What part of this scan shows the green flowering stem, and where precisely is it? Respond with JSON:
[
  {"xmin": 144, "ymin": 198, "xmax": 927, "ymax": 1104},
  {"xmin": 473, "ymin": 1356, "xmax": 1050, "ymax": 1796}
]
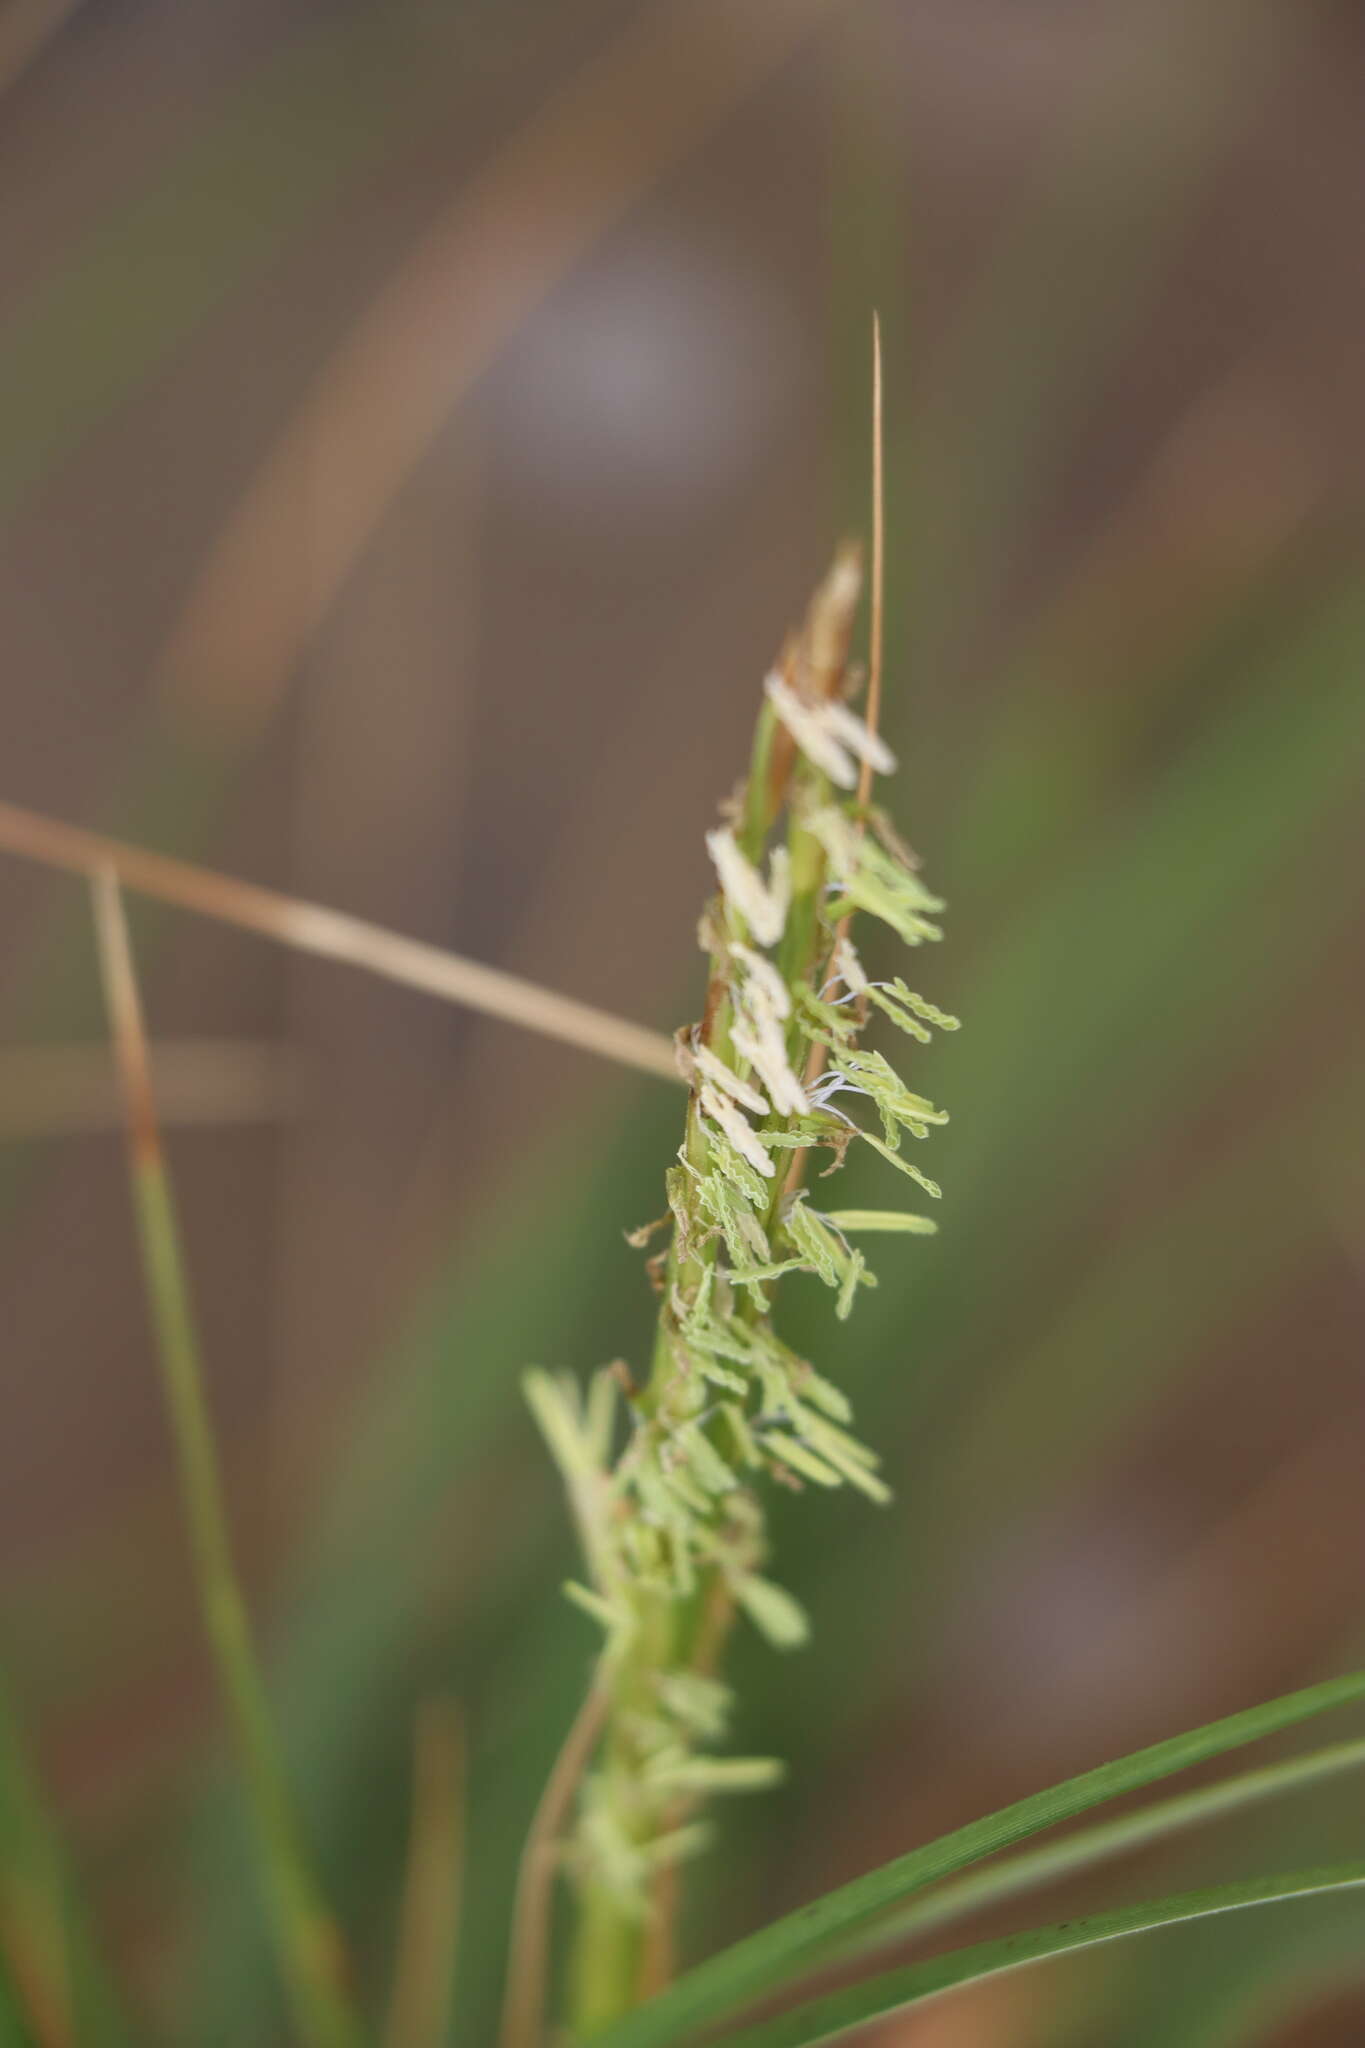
[{"xmin": 570, "ymin": 1873, "xmax": 643, "ymax": 2036}]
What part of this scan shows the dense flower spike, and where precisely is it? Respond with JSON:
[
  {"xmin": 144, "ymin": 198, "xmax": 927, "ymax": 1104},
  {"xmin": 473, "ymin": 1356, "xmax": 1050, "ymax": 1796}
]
[{"xmin": 526, "ymin": 546, "xmax": 956, "ymax": 2029}]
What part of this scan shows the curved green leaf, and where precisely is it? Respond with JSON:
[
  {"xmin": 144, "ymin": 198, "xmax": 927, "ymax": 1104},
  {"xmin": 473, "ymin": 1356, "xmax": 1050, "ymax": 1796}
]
[
  {"xmin": 718, "ymin": 1864, "xmax": 1365, "ymax": 2048},
  {"xmin": 851, "ymin": 1732, "xmax": 1365, "ymax": 1956},
  {"xmin": 591, "ymin": 1670, "xmax": 1365, "ymax": 2046}
]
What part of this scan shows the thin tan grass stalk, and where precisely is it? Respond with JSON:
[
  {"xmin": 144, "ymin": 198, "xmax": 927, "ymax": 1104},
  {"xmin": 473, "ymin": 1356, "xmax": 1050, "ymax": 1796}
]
[
  {"xmin": 0, "ymin": 799, "xmax": 677, "ymax": 1082},
  {"xmin": 89, "ymin": 866, "xmax": 361, "ymax": 2048},
  {"xmin": 0, "ymin": 1038, "xmax": 297, "ymax": 1140},
  {"xmin": 500, "ymin": 1676, "xmax": 612, "ymax": 2048}
]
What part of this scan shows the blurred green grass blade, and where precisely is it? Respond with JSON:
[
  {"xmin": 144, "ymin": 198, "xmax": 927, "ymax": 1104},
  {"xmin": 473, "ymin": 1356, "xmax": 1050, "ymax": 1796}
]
[
  {"xmin": 1093, "ymin": 1904, "xmax": 1365, "ymax": 2048},
  {"xmin": 0, "ymin": 1675, "xmax": 130, "ymax": 2046},
  {"xmin": 939, "ymin": 578, "xmax": 1365, "ymax": 1247},
  {"xmin": 0, "ymin": 9, "xmax": 440, "ymax": 518},
  {"xmin": 1127, "ymin": 1905, "xmax": 1365, "ymax": 2048},
  {"xmin": 901, "ymin": 8, "xmax": 1282, "ymax": 691},
  {"xmin": 714, "ymin": 1865, "xmax": 1365, "ymax": 2048},
  {"xmin": 850, "ymin": 1734, "xmax": 1365, "ymax": 1958},
  {"xmin": 1085, "ymin": 1677, "xmax": 1365, "ymax": 2048},
  {"xmin": 913, "ymin": 1039, "xmax": 1365, "ymax": 1561},
  {"xmin": 804, "ymin": 571, "xmax": 1365, "ymax": 1582},
  {"xmin": 0, "ymin": 1947, "xmax": 39, "ymax": 2048},
  {"xmin": 831, "ymin": 572, "xmax": 1365, "ymax": 1465},
  {"xmin": 0, "ymin": 1678, "xmax": 71, "ymax": 2048},
  {"xmin": 588, "ymin": 1670, "xmax": 1365, "ymax": 2048},
  {"xmin": 764, "ymin": 870, "xmax": 1364, "ymax": 1771}
]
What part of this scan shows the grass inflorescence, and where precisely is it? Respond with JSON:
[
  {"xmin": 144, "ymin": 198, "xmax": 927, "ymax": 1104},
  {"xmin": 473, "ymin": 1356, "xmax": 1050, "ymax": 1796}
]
[{"xmin": 521, "ymin": 529, "xmax": 960, "ymax": 2033}]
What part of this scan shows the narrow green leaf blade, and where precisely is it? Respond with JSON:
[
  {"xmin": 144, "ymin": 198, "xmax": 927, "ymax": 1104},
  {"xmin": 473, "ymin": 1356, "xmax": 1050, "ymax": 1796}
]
[
  {"xmin": 718, "ymin": 1864, "xmax": 1365, "ymax": 2048},
  {"xmin": 854, "ymin": 1732, "xmax": 1365, "ymax": 1956},
  {"xmin": 591, "ymin": 1669, "xmax": 1365, "ymax": 2046}
]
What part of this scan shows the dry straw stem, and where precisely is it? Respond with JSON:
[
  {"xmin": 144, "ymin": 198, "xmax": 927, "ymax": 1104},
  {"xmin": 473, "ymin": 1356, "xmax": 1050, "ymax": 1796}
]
[
  {"xmin": 0, "ymin": 1038, "xmax": 297, "ymax": 1141},
  {"xmin": 862, "ymin": 310, "xmax": 885, "ymax": 802},
  {"xmin": 156, "ymin": 0, "xmax": 843, "ymax": 732},
  {"xmin": 384, "ymin": 1700, "xmax": 467, "ymax": 2048},
  {"xmin": 500, "ymin": 1676, "xmax": 612, "ymax": 2048},
  {"xmin": 0, "ymin": 799, "xmax": 677, "ymax": 1083},
  {"xmin": 89, "ymin": 866, "xmax": 361, "ymax": 2048}
]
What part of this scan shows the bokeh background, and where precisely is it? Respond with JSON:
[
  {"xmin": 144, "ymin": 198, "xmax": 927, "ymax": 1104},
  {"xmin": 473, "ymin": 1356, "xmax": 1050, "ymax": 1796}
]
[{"xmin": 1, "ymin": 1, "xmax": 1363, "ymax": 2041}]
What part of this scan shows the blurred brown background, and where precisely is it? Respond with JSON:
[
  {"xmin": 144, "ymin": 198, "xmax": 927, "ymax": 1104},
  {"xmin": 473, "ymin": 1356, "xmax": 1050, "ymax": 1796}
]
[{"xmin": 0, "ymin": 2, "xmax": 1363, "ymax": 2042}]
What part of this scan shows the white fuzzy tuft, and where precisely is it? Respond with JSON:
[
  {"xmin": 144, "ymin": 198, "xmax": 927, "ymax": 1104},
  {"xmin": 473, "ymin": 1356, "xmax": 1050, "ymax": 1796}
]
[
  {"xmin": 705, "ymin": 828, "xmax": 790, "ymax": 948},
  {"xmin": 698, "ymin": 1085, "xmax": 775, "ymax": 1178}
]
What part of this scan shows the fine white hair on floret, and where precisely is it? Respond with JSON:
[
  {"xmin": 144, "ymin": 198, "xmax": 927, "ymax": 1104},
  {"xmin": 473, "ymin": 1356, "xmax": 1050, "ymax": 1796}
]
[
  {"xmin": 822, "ymin": 699, "xmax": 896, "ymax": 776},
  {"xmin": 764, "ymin": 673, "xmax": 856, "ymax": 787},
  {"xmin": 698, "ymin": 1084, "xmax": 775, "ymax": 1178},
  {"xmin": 729, "ymin": 944, "xmax": 809, "ymax": 1115},
  {"xmin": 763, "ymin": 673, "xmax": 895, "ymax": 789},
  {"xmin": 693, "ymin": 1041, "xmax": 769, "ymax": 1117},
  {"xmin": 731, "ymin": 943, "xmax": 791, "ymax": 1021},
  {"xmin": 730, "ymin": 1018, "xmax": 809, "ymax": 1118},
  {"xmin": 829, "ymin": 935, "xmax": 868, "ymax": 995},
  {"xmin": 705, "ymin": 828, "xmax": 790, "ymax": 948}
]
